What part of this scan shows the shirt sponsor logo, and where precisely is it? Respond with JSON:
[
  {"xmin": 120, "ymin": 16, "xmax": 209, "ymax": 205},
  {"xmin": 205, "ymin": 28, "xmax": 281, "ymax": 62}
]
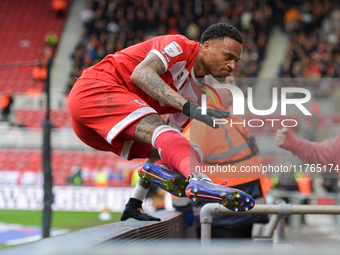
[
  {"xmin": 159, "ymin": 49, "xmax": 171, "ymax": 63},
  {"xmin": 176, "ymin": 71, "xmax": 184, "ymax": 81},
  {"xmin": 164, "ymin": 41, "xmax": 183, "ymax": 57},
  {"xmin": 0, "ymin": 185, "xmax": 155, "ymax": 212}
]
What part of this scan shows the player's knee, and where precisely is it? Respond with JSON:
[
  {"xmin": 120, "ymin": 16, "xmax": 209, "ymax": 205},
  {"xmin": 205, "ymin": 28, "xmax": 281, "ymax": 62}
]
[
  {"xmin": 135, "ymin": 114, "xmax": 167, "ymax": 143},
  {"xmin": 151, "ymin": 125, "xmax": 181, "ymax": 147}
]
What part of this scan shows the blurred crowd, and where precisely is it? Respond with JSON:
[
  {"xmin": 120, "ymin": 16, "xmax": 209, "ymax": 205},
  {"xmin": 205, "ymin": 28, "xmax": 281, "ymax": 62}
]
[
  {"xmin": 278, "ymin": 0, "xmax": 340, "ymax": 98},
  {"xmin": 64, "ymin": 0, "xmax": 275, "ymax": 95}
]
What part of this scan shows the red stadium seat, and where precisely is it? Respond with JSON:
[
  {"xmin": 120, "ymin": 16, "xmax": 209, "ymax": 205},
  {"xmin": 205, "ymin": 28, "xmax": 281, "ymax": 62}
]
[
  {"xmin": 0, "ymin": 0, "xmax": 71, "ymax": 93},
  {"xmin": 1, "ymin": 149, "xmax": 140, "ymax": 186}
]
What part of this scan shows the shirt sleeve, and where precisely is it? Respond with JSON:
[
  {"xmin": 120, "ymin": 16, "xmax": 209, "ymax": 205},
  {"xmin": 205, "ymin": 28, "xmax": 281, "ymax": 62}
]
[
  {"xmin": 148, "ymin": 35, "xmax": 194, "ymax": 72},
  {"xmin": 283, "ymin": 131, "xmax": 340, "ymax": 166}
]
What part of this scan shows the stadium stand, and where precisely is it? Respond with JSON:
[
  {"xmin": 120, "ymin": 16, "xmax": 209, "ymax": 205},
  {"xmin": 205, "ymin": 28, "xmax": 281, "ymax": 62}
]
[
  {"xmin": 0, "ymin": 149, "xmax": 143, "ymax": 186},
  {"xmin": 1, "ymin": 0, "xmax": 339, "ymax": 188},
  {"xmin": 14, "ymin": 109, "xmax": 70, "ymax": 129},
  {"xmin": 0, "ymin": 0, "xmax": 71, "ymax": 93},
  {"xmin": 2, "ymin": 2, "xmax": 340, "ymax": 252},
  {"xmin": 278, "ymin": 0, "xmax": 340, "ymax": 97}
]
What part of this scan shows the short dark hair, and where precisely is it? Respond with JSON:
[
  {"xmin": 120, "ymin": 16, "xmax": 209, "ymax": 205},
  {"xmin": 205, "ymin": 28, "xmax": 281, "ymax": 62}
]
[{"xmin": 201, "ymin": 23, "xmax": 243, "ymax": 44}]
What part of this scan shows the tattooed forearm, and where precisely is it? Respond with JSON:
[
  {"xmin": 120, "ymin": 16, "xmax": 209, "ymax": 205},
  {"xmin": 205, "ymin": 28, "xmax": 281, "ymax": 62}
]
[
  {"xmin": 134, "ymin": 114, "xmax": 167, "ymax": 143},
  {"xmin": 131, "ymin": 53, "xmax": 187, "ymax": 111},
  {"xmin": 143, "ymin": 70, "xmax": 188, "ymax": 109}
]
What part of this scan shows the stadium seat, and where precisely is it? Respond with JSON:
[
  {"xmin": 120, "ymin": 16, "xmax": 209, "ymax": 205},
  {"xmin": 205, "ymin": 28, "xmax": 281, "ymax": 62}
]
[
  {"xmin": 0, "ymin": 0, "xmax": 71, "ymax": 93},
  {"xmin": 0, "ymin": 149, "xmax": 143, "ymax": 186}
]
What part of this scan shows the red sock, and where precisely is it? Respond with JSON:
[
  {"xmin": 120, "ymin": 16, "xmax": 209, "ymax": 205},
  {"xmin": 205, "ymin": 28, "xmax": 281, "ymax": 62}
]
[{"xmin": 154, "ymin": 131, "xmax": 200, "ymax": 179}]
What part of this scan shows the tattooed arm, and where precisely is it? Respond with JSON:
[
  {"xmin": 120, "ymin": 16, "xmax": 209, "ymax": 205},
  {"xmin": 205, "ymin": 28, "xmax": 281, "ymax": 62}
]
[{"xmin": 130, "ymin": 53, "xmax": 188, "ymax": 111}]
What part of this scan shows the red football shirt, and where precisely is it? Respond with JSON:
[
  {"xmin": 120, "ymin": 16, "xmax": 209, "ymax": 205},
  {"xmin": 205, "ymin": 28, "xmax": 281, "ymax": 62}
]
[{"xmin": 80, "ymin": 34, "xmax": 201, "ymax": 115}]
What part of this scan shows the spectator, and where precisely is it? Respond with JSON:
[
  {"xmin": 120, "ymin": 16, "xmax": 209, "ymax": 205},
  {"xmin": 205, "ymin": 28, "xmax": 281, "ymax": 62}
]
[
  {"xmin": 177, "ymin": 77, "xmax": 271, "ymax": 238},
  {"xmin": 80, "ymin": 2, "xmax": 95, "ymax": 24},
  {"xmin": 67, "ymin": 164, "xmax": 83, "ymax": 186},
  {"xmin": 276, "ymin": 127, "xmax": 340, "ymax": 169},
  {"xmin": 95, "ymin": 168, "xmax": 108, "ymax": 187},
  {"xmin": 32, "ymin": 62, "xmax": 48, "ymax": 81},
  {"xmin": 284, "ymin": 6, "xmax": 301, "ymax": 32},
  {"xmin": 186, "ymin": 21, "xmax": 200, "ymax": 41},
  {"xmin": 51, "ymin": 0, "xmax": 67, "ymax": 17},
  {"xmin": 45, "ymin": 31, "xmax": 58, "ymax": 48},
  {"xmin": 0, "ymin": 91, "xmax": 14, "ymax": 122},
  {"xmin": 274, "ymin": 127, "xmax": 340, "ymax": 223},
  {"xmin": 278, "ymin": 0, "xmax": 340, "ymax": 98}
]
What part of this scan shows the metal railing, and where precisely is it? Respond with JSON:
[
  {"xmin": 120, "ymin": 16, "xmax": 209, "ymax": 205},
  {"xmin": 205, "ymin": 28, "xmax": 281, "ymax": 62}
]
[{"xmin": 200, "ymin": 203, "xmax": 340, "ymax": 245}]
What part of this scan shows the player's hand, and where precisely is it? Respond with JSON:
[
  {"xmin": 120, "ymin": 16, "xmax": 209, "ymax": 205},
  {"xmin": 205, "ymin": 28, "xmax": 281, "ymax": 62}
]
[
  {"xmin": 182, "ymin": 101, "xmax": 229, "ymax": 128},
  {"xmin": 276, "ymin": 127, "xmax": 289, "ymax": 147}
]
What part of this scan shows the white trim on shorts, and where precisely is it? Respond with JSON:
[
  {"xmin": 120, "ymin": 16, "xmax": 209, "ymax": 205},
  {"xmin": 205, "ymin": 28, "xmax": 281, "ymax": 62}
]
[
  {"xmin": 120, "ymin": 140, "xmax": 134, "ymax": 160},
  {"xmin": 105, "ymin": 107, "xmax": 157, "ymax": 144}
]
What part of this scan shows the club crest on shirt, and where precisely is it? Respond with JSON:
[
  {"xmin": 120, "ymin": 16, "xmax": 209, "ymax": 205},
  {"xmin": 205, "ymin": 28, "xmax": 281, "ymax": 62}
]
[
  {"xmin": 95, "ymin": 94, "xmax": 117, "ymax": 114},
  {"xmin": 134, "ymin": 99, "xmax": 147, "ymax": 107},
  {"xmin": 164, "ymin": 41, "xmax": 183, "ymax": 57}
]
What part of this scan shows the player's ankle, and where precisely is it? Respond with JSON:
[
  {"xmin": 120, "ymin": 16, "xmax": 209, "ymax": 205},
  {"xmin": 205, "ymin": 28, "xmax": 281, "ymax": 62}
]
[{"xmin": 126, "ymin": 197, "xmax": 143, "ymax": 207}]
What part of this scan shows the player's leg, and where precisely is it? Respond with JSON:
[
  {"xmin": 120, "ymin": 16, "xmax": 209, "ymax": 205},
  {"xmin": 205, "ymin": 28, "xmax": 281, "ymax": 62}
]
[
  {"xmin": 120, "ymin": 114, "xmax": 203, "ymax": 220},
  {"xmin": 125, "ymin": 113, "xmax": 255, "ymax": 214},
  {"xmin": 120, "ymin": 146, "xmax": 163, "ymax": 221},
  {"xmin": 132, "ymin": 113, "xmax": 255, "ymax": 212},
  {"xmin": 69, "ymin": 116, "xmax": 159, "ymax": 221},
  {"xmin": 134, "ymin": 114, "xmax": 202, "ymax": 178},
  {"xmin": 68, "ymin": 78, "xmax": 164, "ymax": 221}
]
